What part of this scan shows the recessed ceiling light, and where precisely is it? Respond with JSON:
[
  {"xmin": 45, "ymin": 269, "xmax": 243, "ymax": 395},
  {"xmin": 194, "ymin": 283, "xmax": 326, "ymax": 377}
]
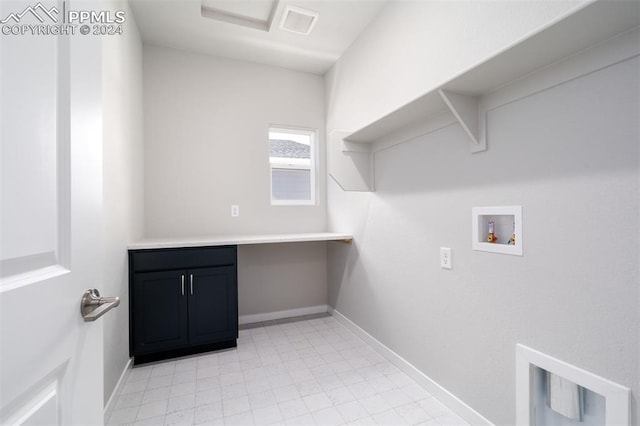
[{"xmin": 279, "ymin": 5, "xmax": 318, "ymax": 35}]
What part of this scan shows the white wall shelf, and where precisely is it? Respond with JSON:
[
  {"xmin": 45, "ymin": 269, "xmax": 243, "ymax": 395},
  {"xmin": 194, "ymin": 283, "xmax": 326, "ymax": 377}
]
[
  {"xmin": 329, "ymin": 0, "xmax": 640, "ymax": 191},
  {"xmin": 472, "ymin": 206, "xmax": 522, "ymax": 256}
]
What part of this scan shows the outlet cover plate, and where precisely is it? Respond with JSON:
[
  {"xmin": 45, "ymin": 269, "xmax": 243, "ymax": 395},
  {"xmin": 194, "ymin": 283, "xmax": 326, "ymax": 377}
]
[{"xmin": 440, "ymin": 247, "xmax": 452, "ymax": 270}]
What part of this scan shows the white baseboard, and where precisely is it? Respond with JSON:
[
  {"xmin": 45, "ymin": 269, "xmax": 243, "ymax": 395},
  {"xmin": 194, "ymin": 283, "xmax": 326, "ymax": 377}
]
[
  {"xmin": 328, "ymin": 308, "xmax": 493, "ymax": 426},
  {"xmin": 104, "ymin": 357, "xmax": 133, "ymax": 419},
  {"xmin": 239, "ymin": 304, "xmax": 328, "ymax": 325}
]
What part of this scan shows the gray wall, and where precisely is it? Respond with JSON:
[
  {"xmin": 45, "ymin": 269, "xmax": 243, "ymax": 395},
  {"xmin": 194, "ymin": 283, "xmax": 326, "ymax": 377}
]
[
  {"xmin": 143, "ymin": 45, "xmax": 326, "ymax": 237},
  {"xmin": 325, "ymin": 1, "xmax": 639, "ymax": 424},
  {"xmin": 324, "ymin": 0, "xmax": 584, "ymax": 133},
  {"xmin": 143, "ymin": 46, "xmax": 329, "ymax": 318},
  {"xmin": 238, "ymin": 242, "xmax": 327, "ymax": 320},
  {"xmin": 329, "ymin": 58, "xmax": 639, "ymax": 423},
  {"xmin": 102, "ymin": 0, "xmax": 144, "ymax": 405}
]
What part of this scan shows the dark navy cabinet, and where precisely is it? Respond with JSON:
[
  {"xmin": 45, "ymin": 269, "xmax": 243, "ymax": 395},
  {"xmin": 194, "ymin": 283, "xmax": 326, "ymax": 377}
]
[
  {"xmin": 188, "ymin": 266, "xmax": 237, "ymax": 345},
  {"xmin": 133, "ymin": 269, "xmax": 189, "ymax": 355},
  {"xmin": 129, "ymin": 246, "xmax": 238, "ymax": 364}
]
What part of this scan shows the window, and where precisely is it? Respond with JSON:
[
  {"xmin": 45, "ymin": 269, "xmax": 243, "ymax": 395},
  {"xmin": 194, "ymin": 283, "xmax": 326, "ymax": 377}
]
[{"xmin": 269, "ymin": 126, "xmax": 316, "ymax": 205}]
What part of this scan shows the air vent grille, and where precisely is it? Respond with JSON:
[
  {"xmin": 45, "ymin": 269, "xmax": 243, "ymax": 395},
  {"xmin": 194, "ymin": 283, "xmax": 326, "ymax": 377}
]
[{"xmin": 279, "ymin": 5, "xmax": 318, "ymax": 35}]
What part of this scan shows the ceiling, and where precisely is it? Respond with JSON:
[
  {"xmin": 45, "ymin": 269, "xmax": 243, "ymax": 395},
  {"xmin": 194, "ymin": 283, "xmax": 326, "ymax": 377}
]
[{"xmin": 129, "ymin": 0, "xmax": 388, "ymax": 75}]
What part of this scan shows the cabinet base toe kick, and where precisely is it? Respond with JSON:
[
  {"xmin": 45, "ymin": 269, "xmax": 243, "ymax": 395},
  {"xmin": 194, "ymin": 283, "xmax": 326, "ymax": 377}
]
[{"xmin": 133, "ymin": 339, "xmax": 237, "ymax": 365}]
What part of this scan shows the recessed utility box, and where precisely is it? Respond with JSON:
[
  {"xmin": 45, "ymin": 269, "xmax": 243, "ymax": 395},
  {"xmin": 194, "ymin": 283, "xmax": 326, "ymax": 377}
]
[
  {"xmin": 472, "ymin": 206, "xmax": 522, "ymax": 256},
  {"xmin": 516, "ymin": 344, "xmax": 630, "ymax": 425}
]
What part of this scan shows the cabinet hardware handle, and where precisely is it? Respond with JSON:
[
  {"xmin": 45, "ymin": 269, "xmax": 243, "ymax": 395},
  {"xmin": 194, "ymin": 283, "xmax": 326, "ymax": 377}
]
[
  {"xmin": 190, "ymin": 274, "xmax": 194, "ymax": 295},
  {"xmin": 181, "ymin": 274, "xmax": 185, "ymax": 296}
]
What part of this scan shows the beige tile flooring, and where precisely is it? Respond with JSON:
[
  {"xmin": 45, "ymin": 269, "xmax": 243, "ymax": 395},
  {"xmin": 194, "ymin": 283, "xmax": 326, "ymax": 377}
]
[{"xmin": 107, "ymin": 315, "xmax": 468, "ymax": 425}]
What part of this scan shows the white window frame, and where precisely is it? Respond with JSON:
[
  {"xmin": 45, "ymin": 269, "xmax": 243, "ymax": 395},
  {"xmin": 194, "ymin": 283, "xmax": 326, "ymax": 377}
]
[{"xmin": 269, "ymin": 126, "xmax": 317, "ymax": 206}]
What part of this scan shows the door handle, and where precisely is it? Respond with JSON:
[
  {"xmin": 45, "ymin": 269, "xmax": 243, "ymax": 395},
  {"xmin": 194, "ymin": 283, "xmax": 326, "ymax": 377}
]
[
  {"xmin": 190, "ymin": 274, "xmax": 193, "ymax": 295},
  {"xmin": 181, "ymin": 274, "xmax": 185, "ymax": 296},
  {"xmin": 81, "ymin": 289, "xmax": 120, "ymax": 322}
]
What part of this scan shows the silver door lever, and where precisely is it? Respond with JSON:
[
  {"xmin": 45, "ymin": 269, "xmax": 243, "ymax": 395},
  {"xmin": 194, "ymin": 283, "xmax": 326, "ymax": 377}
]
[{"xmin": 81, "ymin": 289, "xmax": 120, "ymax": 322}]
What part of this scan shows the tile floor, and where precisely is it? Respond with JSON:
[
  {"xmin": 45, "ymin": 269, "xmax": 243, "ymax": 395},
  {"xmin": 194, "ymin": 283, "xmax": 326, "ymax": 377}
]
[{"xmin": 107, "ymin": 315, "xmax": 469, "ymax": 426}]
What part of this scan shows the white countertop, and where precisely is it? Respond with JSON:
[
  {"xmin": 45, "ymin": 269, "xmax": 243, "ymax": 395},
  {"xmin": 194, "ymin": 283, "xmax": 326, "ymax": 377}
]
[{"xmin": 128, "ymin": 232, "xmax": 353, "ymax": 250}]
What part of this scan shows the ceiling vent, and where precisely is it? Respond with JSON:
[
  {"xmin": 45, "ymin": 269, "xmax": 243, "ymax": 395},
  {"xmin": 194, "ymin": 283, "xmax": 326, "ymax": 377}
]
[
  {"xmin": 279, "ymin": 5, "xmax": 318, "ymax": 35},
  {"xmin": 201, "ymin": 0, "xmax": 279, "ymax": 32}
]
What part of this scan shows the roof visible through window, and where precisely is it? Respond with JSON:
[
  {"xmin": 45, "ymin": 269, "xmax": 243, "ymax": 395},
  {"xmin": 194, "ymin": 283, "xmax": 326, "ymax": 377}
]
[{"xmin": 269, "ymin": 139, "xmax": 310, "ymax": 159}]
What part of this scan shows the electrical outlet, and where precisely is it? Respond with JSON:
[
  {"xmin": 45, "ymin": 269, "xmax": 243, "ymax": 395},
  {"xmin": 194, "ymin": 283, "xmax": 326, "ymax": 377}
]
[
  {"xmin": 440, "ymin": 247, "xmax": 452, "ymax": 270},
  {"xmin": 231, "ymin": 205, "xmax": 240, "ymax": 217}
]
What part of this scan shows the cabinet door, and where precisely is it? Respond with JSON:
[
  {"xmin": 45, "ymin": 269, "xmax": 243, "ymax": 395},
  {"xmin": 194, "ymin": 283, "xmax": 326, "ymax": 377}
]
[
  {"xmin": 133, "ymin": 270, "xmax": 189, "ymax": 355},
  {"xmin": 188, "ymin": 266, "xmax": 238, "ymax": 345}
]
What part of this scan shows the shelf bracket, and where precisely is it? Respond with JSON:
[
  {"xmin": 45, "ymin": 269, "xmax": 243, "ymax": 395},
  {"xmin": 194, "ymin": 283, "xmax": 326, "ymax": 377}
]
[
  {"xmin": 439, "ymin": 89, "xmax": 486, "ymax": 152},
  {"xmin": 331, "ymin": 237, "xmax": 353, "ymax": 245},
  {"xmin": 341, "ymin": 139, "xmax": 371, "ymax": 153},
  {"xmin": 328, "ymin": 130, "xmax": 374, "ymax": 192}
]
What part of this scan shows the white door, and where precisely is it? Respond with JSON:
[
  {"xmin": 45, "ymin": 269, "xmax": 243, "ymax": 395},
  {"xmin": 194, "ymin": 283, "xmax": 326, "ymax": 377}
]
[{"xmin": 0, "ymin": 0, "xmax": 106, "ymax": 424}]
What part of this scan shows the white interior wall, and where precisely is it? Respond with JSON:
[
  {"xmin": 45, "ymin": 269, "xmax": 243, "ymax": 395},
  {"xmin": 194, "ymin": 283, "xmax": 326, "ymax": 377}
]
[
  {"xmin": 143, "ymin": 46, "xmax": 328, "ymax": 318},
  {"xmin": 102, "ymin": 0, "xmax": 144, "ymax": 404},
  {"xmin": 325, "ymin": 1, "xmax": 639, "ymax": 424},
  {"xmin": 237, "ymin": 242, "xmax": 327, "ymax": 321},
  {"xmin": 328, "ymin": 55, "xmax": 640, "ymax": 426},
  {"xmin": 143, "ymin": 45, "xmax": 326, "ymax": 237},
  {"xmin": 325, "ymin": 0, "xmax": 585, "ymax": 133}
]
